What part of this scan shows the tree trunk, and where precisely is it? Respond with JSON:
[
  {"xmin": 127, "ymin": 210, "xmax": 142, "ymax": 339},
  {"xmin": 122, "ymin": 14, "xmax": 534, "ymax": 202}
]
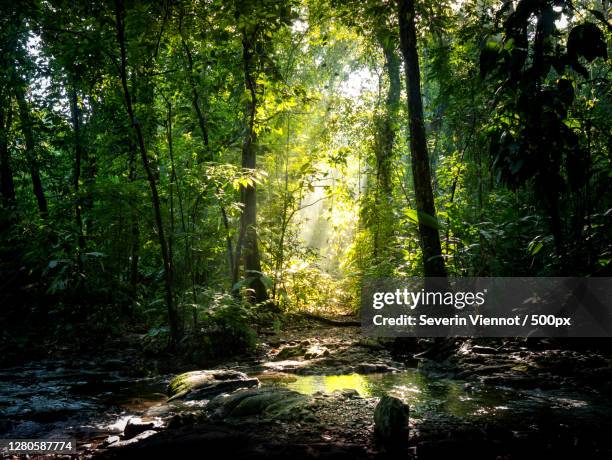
[
  {"xmin": 16, "ymin": 88, "xmax": 48, "ymax": 218},
  {"xmin": 115, "ymin": 0, "xmax": 179, "ymax": 342},
  {"xmin": 129, "ymin": 223, "xmax": 140, "ymax": 288},
  {"xmin": 397, "ymin": 0, "xmax": 446, "ymax": 277},
  {"xmin": 0, "ymin": 96, "xmax": 16, "ymax": 206},
  {"xmin": 126, "ymin": 138, "xmax": 140, "ymax": 289},
  {"xmin": 373, "ymin": 32, "xmax": 401, "ymax": 260},
  {"xmin": 178, "ymin": 14, "xmax": 234, "ymax": 280},
  {"xmin": 232, "ymin": 30, "xmax": 267, "ymax": 304},
  {"xmin": 178, "ymin": 12, "xmax": 210, "ymax": 161},
  {"xmin": 534, "ymin": 5, "xmax": 565, "ymax": 264}
]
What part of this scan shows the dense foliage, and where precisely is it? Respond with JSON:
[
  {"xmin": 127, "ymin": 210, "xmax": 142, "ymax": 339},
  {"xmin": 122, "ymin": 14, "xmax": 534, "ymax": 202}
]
[{"xmin": 1, "ymin": 0, "xmax": 610, "ymax": 358}]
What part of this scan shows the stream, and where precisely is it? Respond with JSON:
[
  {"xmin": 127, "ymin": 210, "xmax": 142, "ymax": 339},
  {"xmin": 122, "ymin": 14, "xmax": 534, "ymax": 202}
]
[{"xmin": 2, "ymin": 358, "xmax": 612, "ymax": 456}]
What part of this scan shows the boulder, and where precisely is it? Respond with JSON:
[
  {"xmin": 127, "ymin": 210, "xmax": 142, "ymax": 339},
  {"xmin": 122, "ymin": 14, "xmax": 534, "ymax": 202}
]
[
  {"xmin": 338, "ymin": 388, "xmax": 361, "ymax": 399},
  {"xmin": 207, "ymin": 387, "xmax": 313, "ymax": 420},
  {"xmin": 123, "ymin": 417, "xmax": 159, "ymax": 439},
  {"xmin": 374, "ymin": 396, "xmax": 409, "ymax": 446},
  {"xmin": 167, "ymin": 370, "xmax": 259, "ymax": 401}
]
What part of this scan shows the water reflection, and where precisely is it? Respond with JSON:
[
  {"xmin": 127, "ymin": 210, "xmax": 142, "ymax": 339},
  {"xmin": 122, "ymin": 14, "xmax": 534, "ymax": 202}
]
[
  {"xmin": 262, "ymin": 370, "xmax": 609, "ymax": 422},
  {"xmin": 285, "ymin": 374, "xmax": 372, "ymax": 397}
]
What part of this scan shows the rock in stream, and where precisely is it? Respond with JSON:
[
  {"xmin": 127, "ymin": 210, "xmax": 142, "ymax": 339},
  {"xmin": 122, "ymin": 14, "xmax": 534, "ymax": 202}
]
[
  {"xmin": 374, "ymin": 395, "xmax": 410, "ymax": 447},
  {"xmin": 167, "ymin": 370, "xmax": 259, "ymax": 401},
  {"xmin": 206, "ymin": 387, "xmax": 314, "ymax": 420}
]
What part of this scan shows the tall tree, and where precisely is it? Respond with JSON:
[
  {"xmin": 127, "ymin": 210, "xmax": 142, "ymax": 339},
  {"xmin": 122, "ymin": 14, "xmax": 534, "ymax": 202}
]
[
  {"xmin": 114, "ymin": 0, "xmax": 179, "ymax": 342},
  {"xmin": 372, "ymin": 28, "xmax": 401, "ymax": 262},
  {"xmin": 481, "ymin": 0, "xmax": 608, "ymax": 270},
  {"xmin": 1, "ymin": 4, "xmax": 21, "ymax": 210},
  {"xmin": 177, "ymin": 7, "xmax": 210, "ymax": 161},
  {"xmin": 16, "ymin": 87, "xmax": 48, "ymax": 218},
  {"xmin": 2, "ymin": 3, "xmax": 49, "ymax": 218},
  {"xmin": 233, "ymin": 21, "xmax": 268, "ymax": 303},
  {"xmin": 176, "ymin": 6, "xmax": 234, "ymax": 279},
  {"xmin": 397, "ymin": 0, "xmax": 446, "ymax": 277}
]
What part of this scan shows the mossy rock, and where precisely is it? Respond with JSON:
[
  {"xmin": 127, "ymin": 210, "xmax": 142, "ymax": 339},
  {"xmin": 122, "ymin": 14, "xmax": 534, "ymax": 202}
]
[
  {"xmin": 374, "ymin": 395, "xmax": 409, "ymax": 446},
  {"xmin": 208, "ymin": 387, "xmax": 313, "ymax": 420},
  {"xmin": 262, "ymin": 394, "xmax": 314, "ymax": 420},
  {"xmin": 167, "ymin": 370, "xmax": 259, "ymax": 401},
  {"xmin": 206, "ymin": 387, "xmax": 265, "ymax": 416},
  {"xmin": 234, "ymin": 391, "xmax": 307, "ymax": 418}
]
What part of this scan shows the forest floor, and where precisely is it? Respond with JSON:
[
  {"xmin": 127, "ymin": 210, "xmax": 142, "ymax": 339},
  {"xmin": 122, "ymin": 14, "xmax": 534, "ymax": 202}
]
[{"xmin": 2, "ymin": 318, "xmax": 612, "ymax": 459}]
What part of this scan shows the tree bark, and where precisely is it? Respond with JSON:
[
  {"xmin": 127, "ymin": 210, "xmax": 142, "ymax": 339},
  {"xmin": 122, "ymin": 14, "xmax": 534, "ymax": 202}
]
[
  {"xmin": 115, "ymin": 0, "xmax": 179, "ymax": 342},
  {"xmin": 373, "ymin": 32, "xmax": 401, "ymax": 260},
  {"xmin": 16, "ymin": 88, "xmax": 48, "ymax": 218},
  {"xmin": 397, "ymin": 0, "xmax": 446, "ymax": 277},
  {"xmin": 232, "ymin": 29, "xmax": 267, "ymax": 304}
]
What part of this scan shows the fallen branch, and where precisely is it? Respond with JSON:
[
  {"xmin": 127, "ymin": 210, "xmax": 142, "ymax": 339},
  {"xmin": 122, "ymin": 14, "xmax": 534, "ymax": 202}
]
[{"xmin": 298, "ymin": 312, "xmax": 361, "ymax": 327}]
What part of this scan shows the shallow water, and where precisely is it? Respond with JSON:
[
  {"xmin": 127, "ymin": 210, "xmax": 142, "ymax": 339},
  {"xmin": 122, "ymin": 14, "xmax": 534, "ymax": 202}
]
[
  {"xmin": 261, "ymin": 369, "xmax": 612, "ymax": 424},
  {"xmin": 0, "ymin": 361, "xmax": 168, "ymax": 441},
  {"xmin": 2, "ymin": 361, "xmax": 611, "ymax": 450}
]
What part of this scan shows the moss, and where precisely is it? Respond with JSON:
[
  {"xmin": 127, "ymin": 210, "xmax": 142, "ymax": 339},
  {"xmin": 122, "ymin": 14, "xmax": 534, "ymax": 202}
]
[
  {"xmin": 263, "ymin": 395, "xmax": 313, "ymax": 420},
  {"xmin": 168, "ymin": 370, "xmax": 259, "ymax": 401},
  {"xmin": 208, "ymin": 387, "xmax": 312, "ymax": 420},
  {"xmin": 167, "ymin": 371, "xmax": 197, "ymax": 397},
  {"xmin": 230, "ymin": 391, "xmax": 293, "ymax": 417}
]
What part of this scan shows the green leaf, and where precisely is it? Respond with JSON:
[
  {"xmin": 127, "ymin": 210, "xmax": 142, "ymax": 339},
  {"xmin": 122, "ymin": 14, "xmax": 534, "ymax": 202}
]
[
  {"xmin": 260, "ymin": 274, "xmax": 273, "ymax": 290},
  {"xmin": 404, "ymin": 209, "xmax": 441, "ymax": 229},
  {"xmin": 530, "ymin": 242, "xmax": 543, "ymax": 255}
]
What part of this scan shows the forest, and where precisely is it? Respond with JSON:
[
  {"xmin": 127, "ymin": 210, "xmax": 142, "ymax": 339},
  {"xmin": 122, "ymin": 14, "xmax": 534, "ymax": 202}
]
[{"xmin": 0, "ymin": 0, "xmax": 611, "ymax": 458}]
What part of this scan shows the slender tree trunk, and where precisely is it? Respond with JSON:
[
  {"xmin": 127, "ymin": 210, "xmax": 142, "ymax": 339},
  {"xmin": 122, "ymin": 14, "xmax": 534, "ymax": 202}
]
[
  {"xmin": 178, "ymin": 15, "xmax": 234, "ymax": 279},
  {"xmin": 115, "ymin": 0, "xmax": 179, "ymax": 342},
  {"xmin": 127, "ymin": 139, "xmax": 140, "ymax": 289},
  {"xmin": 397, "ymin": 0, "xmax": 446, "ymax": 277},
  {"xmin": 376, "ymin": 35, "xmax": 401, "ymax": 198},
  {"xmin": 178, "ymin": 12, "xmax": 210, "ymax": 160},
  {"xmin": 534, "ymin": 5, "xmax": 565, "ymax": 264},
  {"xmin": 69, "ymin": 86, "xmax": 86, "ymax": 272},
  {"xmin": 233, "ymin": 30, "xmax": 267, "ymax": 304},
  {"xmin": 15, "ymin": 88, "xmax": 48, "ymax": 218},
  {"xmin": 272, "ymin": 115, "xmax": 291, "ymax": 301},
  {"xmin": 81, "ymin": 123, "xmax": 95, "ymax": 217},
  {"xmin": 221, "ymin": 206, "xmax": 234, "ymax": 279},
  {"xmin": 129, "ymin": 222, "xmax": 140, "ymax": 288},
  {"xmin": 0, "ymin": 97, "xmax": 16, "ymax": 206},
  {"xmin": 166, "ymin": 103, "xmax": 175, "ymax": 276},
  {"xmin": 165, "ymin": 100, "xmax": 198, "ymax": 326},
  {"xmin": 373, "ymin": 32, "xmax": 401, "ymax": 260}
]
